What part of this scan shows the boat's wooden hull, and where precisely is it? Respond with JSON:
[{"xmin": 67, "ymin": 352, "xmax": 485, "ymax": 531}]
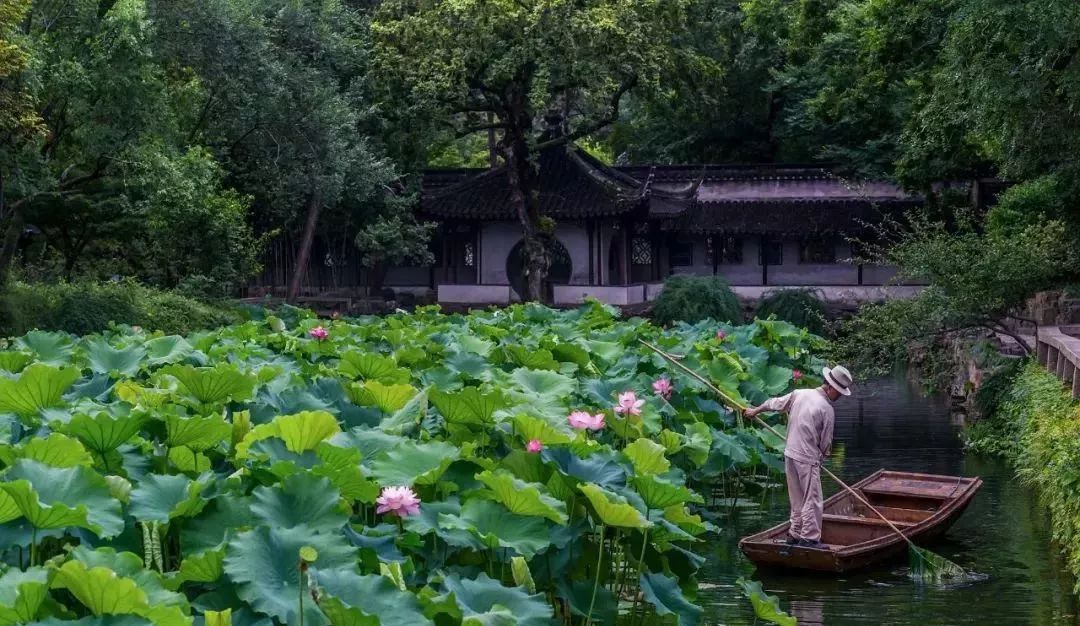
[{"xmin": 739, "ymin": 470, "xmax": 982, "ymax": 573}]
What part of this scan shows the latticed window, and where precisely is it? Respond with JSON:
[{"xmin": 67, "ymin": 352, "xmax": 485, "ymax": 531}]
[
  {"xmin": 463, "ymin": 242, "xmax": 475, "ymax": 267},
  {"xmin": 631, "ymin": 237, "xmax": 652, "ymax": 265},
  {"xmin": 759, "ymin": 241, "xmax": 783, "ymax": 266}
]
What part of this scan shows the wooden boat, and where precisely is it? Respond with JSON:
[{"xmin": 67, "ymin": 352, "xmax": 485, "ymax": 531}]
[{"xmin": 739, "ymin": 470, "xmax": 982, "ymax": 573}]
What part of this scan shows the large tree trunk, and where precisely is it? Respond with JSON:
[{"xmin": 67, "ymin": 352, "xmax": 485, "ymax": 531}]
[
  {"xmin": 505, "ymin": 135, "xmax": 549, "ymax": 303},
  {"xmin": 0, "ymin": 171, "xmax": 22, "ymax": 286},
  {"xmin": 287, "ymin": 189, "xmax": 321, "ymax": 303}
]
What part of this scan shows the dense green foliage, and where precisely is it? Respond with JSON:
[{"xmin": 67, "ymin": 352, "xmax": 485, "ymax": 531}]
[
  {"xmin": 966, "ymin": 362, "xmax": 1080, "ymax": 590},
  {"xmin": 0, "ymin": 302, "xmax": 822, "ymax": 625},
  {"xmin": 755, "ymin": 289, "xmax": 828, "ymax": 336},
  {"xmin": 652, "ymin": 276, "xmax": 743, "ymax": 327},
  {"xmin": 0, "ymin": 281, "xmax": 237, "ymax": 336}
]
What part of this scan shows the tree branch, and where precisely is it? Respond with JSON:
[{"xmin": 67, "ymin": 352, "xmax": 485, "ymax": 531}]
[{"xmin": 535, "ymin": 73, "xmax": 638, "ymax": 150}]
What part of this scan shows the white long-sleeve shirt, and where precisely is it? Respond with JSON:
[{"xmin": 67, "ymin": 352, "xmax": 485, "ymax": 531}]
[{"xmin": 757, "ymin": 388, "xmax": 835, "ymax": 465}]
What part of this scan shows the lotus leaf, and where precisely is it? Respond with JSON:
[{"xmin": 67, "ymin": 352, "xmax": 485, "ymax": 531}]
[
  {"xmin": 63, "ymin": 412, "xmax": 148, "ymax": 458},
  {"xmin": 347, "ymin": 381, "xmax": 418, "ymax": 413},
  {"xmin": 224, "ymin": 526, "xmax": 356, "ymax": 625},
  {"xmin": 624, "ymin": 438, "xmax": 671, "ymax": 476},
  {"xmin": 736, "ymin": 577, "xmax": 797, "ymax": 626},
  {"xmin": 475, "ymin": 469, "xmax": 567, "ymax": 524},
  {"xmin": 158, "ymin": 364, "xmax": 255, "ymax": 405},
  {"xmin": 129, "ymin": 473, "xmax": 210, "ymax": 523},
  {"xmin": 249, "ymin": 472, "xmax": 346, "ymax": 532},
  {"xmin": 368, "ymin": 440, "xmax": 459, "ymax": 486},
  {"xmin": 1, "ymin": 459, "xmax": 123, "ymax": 537},
  {"xmin": 578, "ymin": 483, "xmax": 651, "ymax": 529},
  {"xmin": 315, "ymin": 569, "xmax": 433, "ymax": 626},
  {"xmin": 429, "ymin": 386, "xmax": 505, "ymax": 426},
  {"xmin": 641, "ymin": 572, "xmax": 703, "ymax": 626},
  {"xmin": 439, "ymin": 573, "xmax": 553, "ymax": 626},
  {"xmin": 86, "ymin": 339, "xmax": 147, "ymax": 378},
  {"xmin": 338, "ymin": 351, "xmax": 410, "ymax": 383},
  {"xmin": 0, "ymin": 567, "xmax": 48, "ymax": 625},
  {"xmin": 438, "ymin": 499, "xmax": 551, "ymax": 557},
  {"xmin": 0, "ymin": 364, "xmax": 80, "ymax": 419}
]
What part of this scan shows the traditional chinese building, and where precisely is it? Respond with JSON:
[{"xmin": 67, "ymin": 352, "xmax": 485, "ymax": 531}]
[{"xmin": 393, "ymin": 142, "xmax": 926, "ymax": 306}]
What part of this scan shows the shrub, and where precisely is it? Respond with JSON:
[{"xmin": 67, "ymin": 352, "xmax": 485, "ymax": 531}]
[
  {"xmin": 0, "ymin": 280, "xmax": 238, "ymax": 336},
  {"xmin": 755, "ymin": 289, "xmax": 829, "ymax": 335},
  {"xmin": 652, "ymin": 275, "xmax": 742, "ymax": 326}
]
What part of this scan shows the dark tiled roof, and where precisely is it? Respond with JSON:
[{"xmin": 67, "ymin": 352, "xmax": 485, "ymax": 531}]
[
  {"xmin": 420, "ymin": 145, "xmax": 651, "ymax": 220},
  {"xmin": 677, "ymin": 198, "xmax": 923, "ymax": 236},
  {"xmin": 419, "ymin": 145, "xmax": 924, "ymax": 233}
]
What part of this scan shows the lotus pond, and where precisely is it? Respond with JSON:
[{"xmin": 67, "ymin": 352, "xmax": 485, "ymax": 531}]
[{"xmin": 0, "ymin": 302, "xmax": 824, "ymax": 626}]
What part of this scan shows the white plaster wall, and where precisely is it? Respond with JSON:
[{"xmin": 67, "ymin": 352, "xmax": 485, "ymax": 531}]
[
  {"xmin": 554, "ymin": 284, "xmax": 648, "ymax": 306},
  {"xmin": 438, "ymin": 284, "xmax": 511, "ymax": 304},
  {"xmin": 478, "ymin": 221, "xmax": 591, "ymax": 285}
]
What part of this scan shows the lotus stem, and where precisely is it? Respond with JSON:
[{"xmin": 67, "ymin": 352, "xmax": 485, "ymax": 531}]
[
  {"xmin": 629, "ymin": 524, "xmax": 649, "ymax": 624},
  {"xmin": 29, "ymin": 526, "xmax": 37, "ymax": 567},
  {"xmin": 585, "ymin": 524, "xmax": 605, "ymax": 624}
]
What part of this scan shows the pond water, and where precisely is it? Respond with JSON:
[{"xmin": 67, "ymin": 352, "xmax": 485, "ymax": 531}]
[{"xmin": 697, "ymin": 376, "xmax": 1080, "ymax": 625}]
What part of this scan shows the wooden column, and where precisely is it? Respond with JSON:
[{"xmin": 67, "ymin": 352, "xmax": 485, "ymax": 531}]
[
  {"xmin": 760, "ymin": 235, "xmax": 768, "ymax": 286},
  {"xmin": 711, "ymin": 235, "xmax": 718, "ymax": 276},
  {"xmin": 475, "ymin": 226, "xmax": 482, "ymax": 285},
  {"xmin": 619, "ymin": 223, "xmax": 629, "ymax": 285},
  {"xmin": 587, "ymin": 220, "xmax": 595, "ymax": 285}
]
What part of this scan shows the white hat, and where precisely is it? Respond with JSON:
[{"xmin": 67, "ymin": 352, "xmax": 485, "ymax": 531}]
[{"xmin": 822, "ymin": 365, "xmax": 853, "ymax": 396}]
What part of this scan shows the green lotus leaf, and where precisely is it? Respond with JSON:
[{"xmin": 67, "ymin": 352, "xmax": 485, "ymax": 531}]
[
  {"xmin": 224, "ymin": 526, "xmax": 357, "ymax": 625},
  {"xmin": 51, "ymin": 560, "xmax": 149, "ymax": 616},
  {"xmin": 316, "ymin": 569, "xmax": 434, "ymax": 626},
  {"xmin": 429, "ymin": 386, "xmax": 506, "ymax": 426},
  {"xmin": 438, "ymin": 500, "xmax": 551, "ymax": 558},
  {"xmin": 1, "ymin": 459, "xmax": 123, "ymax": 537},
  {"xmin": 578, "ymin": 483, "xmax": 651, "ymax": 529},
  {"xmin": 338, "ymin": 351, "xmax": 410, "ymax": 383},
  {"xmin": 736, "ymin": 577, "xmax": 796, "ymax": 626},
  {"xmin": 63, "ymin": 411, "xmax": 148, "ymax": 457},
  {"xmin": 710, "ymin": 431, "xmax": 751, "ymax": 468},
  {"xmin": 0, "ymin": 364, "xmax": 80, "ymax": 419},
  {"xmin": 180, "ymin": 495, "xmax": 256, "ymax": 554},
  {"xmin": 236, "ymin": 410, "xmax": 341, "ymax": 459},
  {"xmin": 175, "ymin": 547, "xmax": 225, "ymax": 585},
  {"xmin": 114, "ymin": 381, "xmax": 171, "ymax": 409},
  {"xmin": 164, "ymin": 414, "xmax": 231, "ymax": 451},
  {"xmin": 454, "ymin": 334, "xmax": 494, "ymax": 356},
  {"xmin": 17, "ymin": 330, "xmax": 74, "ymax": 366},
  {"xmin": 0, "ymin": 490, "xmax": 19, "ymax": 524},
  {"xmin": 640, "ymin": 572, "xmax": 703, "ymax": 626},
  {"xmin": 510, "ymin": 414, "xmax": 572, "ymax": 445},
  {"xmin": 554, "ymin": 579, "xmax": 618, "ymax": 625},
  {"xmin": 510, "ymin": 556, "xmax": 536, "ymax": 594},
  {"xmin": 158, "ymin": 364, "xmax": 256, "ymax": 405},
  {"xmin": 623, "ymin": 438, "xmax": 671, "ymax": 476},
  {"xmin": 0, "ymin": 566, "xmax": 49, "ymax": 626},
  {"xmin": 368, "ymin": 440, "xmax": 459, "ymax": 487},
  {"xmin": 662, "ymin": 505, "xmax": 712, "ymax": 536},
  {"xmin": 0, "ymin": 351, "xmax": 32, "ymax": 373},
  {"xmin": 438, "ymin": 573, "xmax": 553, "ymax": 626},
  {"xmin": 550, "ymin": 342, "xmax": 592, "ymax": 369},
  {"xmin": 29, "ymin": 617, "xmax": 153, "ymax": 626},
  {"xmin": 377, "ymin": 388, "xmax": 427, "ymax": 436},
  {"xmin": 346, "ymin": 381, "xmax": 418, "ymax": 413},
  {"xmin": 129, "ymin": 473, "xmax": 211, "ymax": 523},
  {"xmin": 583, "ymin": 339, "xmax": 621, "ymax": 362},
  {"xmin": 681, "ymin": 422, "xmax": 712, "ymax": 467},
  {"xmin": 143, "ymin": 336, "xmax": 194, "ymax": 367},
  {"xmin": 444, "ymin": 351, "xmax": 492, "ymax": 380},
  {"xmin": 541, "ymin": 448, "xmax": 627, "ymax": 488},
  {"xmin": 86, "ymin": 339, "xmax": 146, "ymax": 377},
  {"xmin": 250, "ymin": 472, "xmax": 346, "ymax": 532},
  {"xmin": 504, "ymin": 346, "xmax": 560, "ymax": 371},
  {"xmin": 312, "ymin": 444, "xmax": 379, "ymax": 503},
  {"xmin": 69, "ymin": 547, "xmax": 191, "ymax": 623},
  {"xmin": 203, "ymin": 611, "xmax": 230, "ymax": 626},
  {"xmin": 11, "ymin": 432, "xmax": 94, "ymax": 467},
  {"xmin": 759, "ymin": 364, "xmax": 795, "ymax": 396},
  {"xmin": 475, "ymin": 470, "xmax": 567, "ymax": 524},
  {"xmin": 631, "ymin": 475, "xmax": 703, "ymax": 510},
  {"xmin": 168, "ymin": 447, "xmax": 211, "ymax": 473},
  {"xmin": 509, "ymin": 368, "xmax": 576, "ymax": 399}
]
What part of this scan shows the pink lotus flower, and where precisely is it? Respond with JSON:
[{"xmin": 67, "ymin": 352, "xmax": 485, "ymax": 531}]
[
  {"xmin": 614, "ymin": 391, "xmax": 645, "ymax": 416},
  {"xmin": 568, "ymin": 410, "xmax": 605, "ymax": 431},
  {"xmin": 792, "ymin": 369, "xmax": 803, "ymax": 382},
  {"xmin": 526, "ymin": 439, "xmax": 543, "ymax": 453},
  {"xmin": 375, "ymin": 485, "xmax": 421, "ymax": 517},
  {"xmin": 652, "ymin": 377, "xmax": 674, "ymax": 400},
  {"xmin": 309, "ymin": 326, "xmax": 329, "ymax": 341},
  {"xmin": 716, "ymin": 330, "xmax": 727, "ymax": 341}
]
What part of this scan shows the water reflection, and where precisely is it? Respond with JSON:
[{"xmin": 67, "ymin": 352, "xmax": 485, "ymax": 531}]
[{"xmin": 698, "ymin": 376, "xmax": 1080, "ymax": 625}]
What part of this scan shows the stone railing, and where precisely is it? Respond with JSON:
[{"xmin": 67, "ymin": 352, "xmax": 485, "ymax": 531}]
[{"xmin": 1035, "ymin": 326, "xmax": 1080, "ymax": 398}]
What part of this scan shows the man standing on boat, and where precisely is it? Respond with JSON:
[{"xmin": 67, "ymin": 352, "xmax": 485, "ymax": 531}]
[{"xmin": 745, "ymin": 365, "xmax": 854, "ymax": 549}]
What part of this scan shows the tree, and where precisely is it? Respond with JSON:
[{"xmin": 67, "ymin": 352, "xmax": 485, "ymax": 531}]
[
  {"xmin": 354, "ymin": 213, "xmax": 434, "ymax": 294},
  {"xmin": 371, "ymin": 0, "xmax": 721, "ymax": 302},
  {"xmin": 149, "ymin": 0, "xmax": 401, "ymax": 302}
]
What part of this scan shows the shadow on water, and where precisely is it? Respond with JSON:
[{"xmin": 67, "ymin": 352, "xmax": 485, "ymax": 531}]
[{"xmin": 697, "ymin": 376, "xmax": 1080, "ymax": 625}]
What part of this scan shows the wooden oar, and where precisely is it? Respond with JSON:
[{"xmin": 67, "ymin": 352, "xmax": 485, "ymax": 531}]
[{"xmin": 640, "ymin": 339, "xmax": 966, "ymax": 582}]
